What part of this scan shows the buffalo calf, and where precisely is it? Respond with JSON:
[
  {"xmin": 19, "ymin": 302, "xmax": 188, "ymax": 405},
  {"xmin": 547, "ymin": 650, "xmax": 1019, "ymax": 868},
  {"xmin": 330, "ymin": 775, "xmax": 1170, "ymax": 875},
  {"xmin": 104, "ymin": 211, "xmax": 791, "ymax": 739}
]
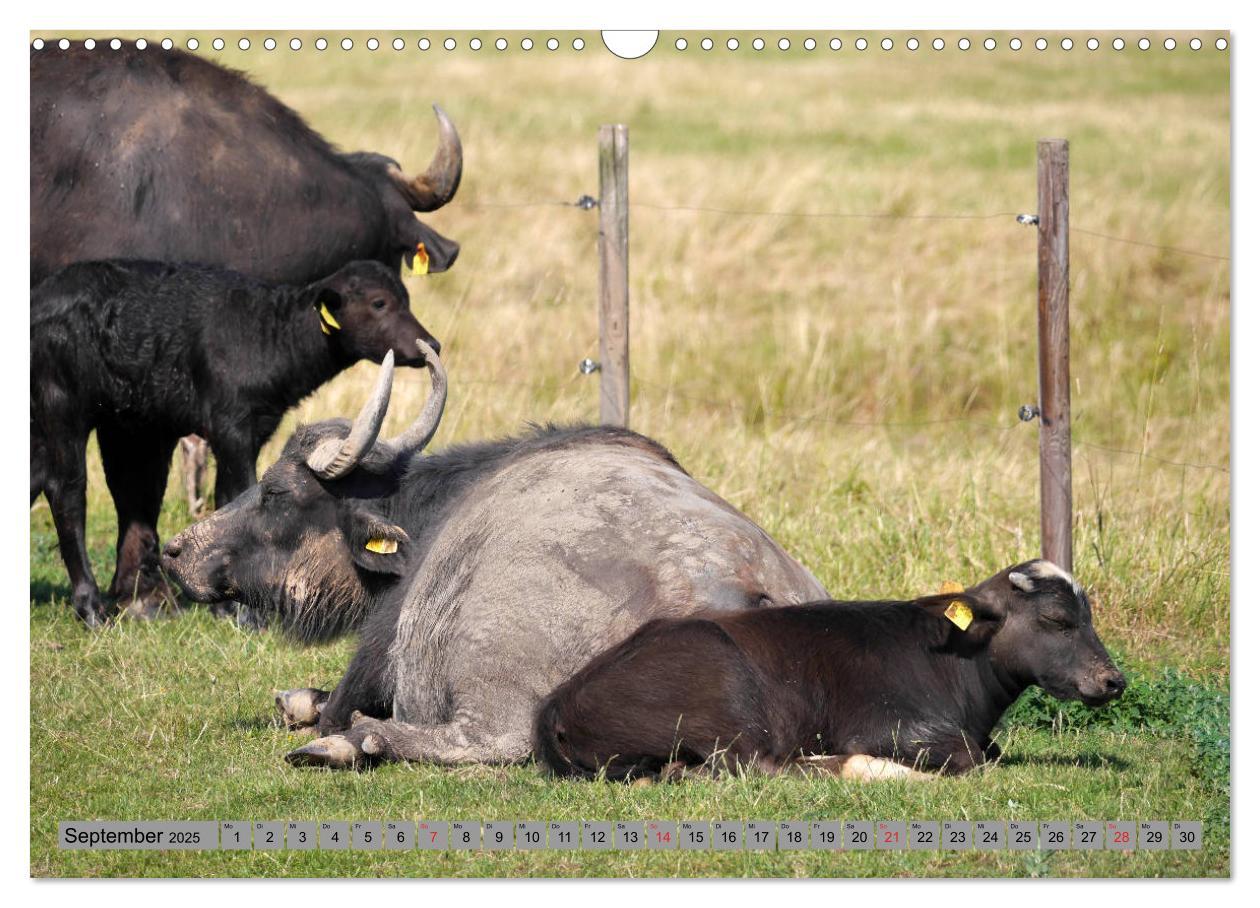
[
  {"xmin": 535, "ymin": 560, "xmax": 1126, "ymax": 781},
  {"xmin": 31, "ymin": 259, "xmax": 438, "ymax": 626}
]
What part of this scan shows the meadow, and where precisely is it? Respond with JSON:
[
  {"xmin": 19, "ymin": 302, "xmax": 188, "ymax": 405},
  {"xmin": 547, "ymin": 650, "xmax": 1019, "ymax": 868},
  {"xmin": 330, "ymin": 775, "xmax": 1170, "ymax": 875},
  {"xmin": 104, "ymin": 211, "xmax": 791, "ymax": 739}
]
[{"xmin": 29, "ymin": 30, "xmax": 1230, "ymax": 877}]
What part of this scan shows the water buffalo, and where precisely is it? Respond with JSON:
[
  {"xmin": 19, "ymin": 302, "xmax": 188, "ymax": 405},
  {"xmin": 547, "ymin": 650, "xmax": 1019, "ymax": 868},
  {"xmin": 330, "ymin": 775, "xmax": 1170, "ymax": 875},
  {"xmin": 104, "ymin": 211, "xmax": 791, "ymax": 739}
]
[
  {"xmin": 31, "ymin": 42, "xmax": 462, "ymax": 286},
  {"xmin": 162, "ymin": 350, "xmax": 828, "ymax": 767},
  {"xmin": 31, "ymin": 41, "xmax": 463, "ymax": 520},
  {"xmin": 536, "ymin": 561, "xmax": 1126, "ymax": 781},
  {"xmin": 31, "ymin": 258, "xmax": 438, "ymax": 627}
]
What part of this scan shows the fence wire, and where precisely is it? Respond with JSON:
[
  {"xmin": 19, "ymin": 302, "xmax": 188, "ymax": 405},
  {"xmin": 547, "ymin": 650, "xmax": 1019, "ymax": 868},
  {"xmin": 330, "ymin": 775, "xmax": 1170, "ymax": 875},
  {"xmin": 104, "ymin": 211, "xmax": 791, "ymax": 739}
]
[{"xmin": 445, "ymin": 193, "xmax": 1229, "ymax": 477}]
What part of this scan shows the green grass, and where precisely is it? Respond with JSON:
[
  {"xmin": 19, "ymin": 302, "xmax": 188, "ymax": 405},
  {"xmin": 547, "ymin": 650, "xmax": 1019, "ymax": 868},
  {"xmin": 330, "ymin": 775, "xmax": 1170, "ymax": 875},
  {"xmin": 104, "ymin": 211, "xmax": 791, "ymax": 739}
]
[{"xmin": 30, "ymin": 30, "xmax": 1230, "ymax": 877}]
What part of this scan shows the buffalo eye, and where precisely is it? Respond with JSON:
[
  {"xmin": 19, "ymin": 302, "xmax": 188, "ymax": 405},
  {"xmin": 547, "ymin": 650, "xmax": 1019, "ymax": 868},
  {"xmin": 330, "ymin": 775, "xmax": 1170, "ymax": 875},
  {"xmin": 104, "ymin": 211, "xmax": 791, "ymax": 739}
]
[{"xmin": 371, "ymin": 298, "xmax": 387, "ymax": 312}]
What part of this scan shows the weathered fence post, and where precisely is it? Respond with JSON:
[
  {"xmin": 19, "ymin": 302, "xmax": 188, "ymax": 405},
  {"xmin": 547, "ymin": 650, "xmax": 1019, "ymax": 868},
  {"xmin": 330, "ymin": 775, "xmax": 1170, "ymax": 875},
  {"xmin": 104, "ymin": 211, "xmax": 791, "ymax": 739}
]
[
  {"xmin": 598, "ymin": 124, "xmax": 630, "ymax": 427},
  {"xmin": 1037, "ymin": 138, "xmax": 1072, "ymax": 571}
]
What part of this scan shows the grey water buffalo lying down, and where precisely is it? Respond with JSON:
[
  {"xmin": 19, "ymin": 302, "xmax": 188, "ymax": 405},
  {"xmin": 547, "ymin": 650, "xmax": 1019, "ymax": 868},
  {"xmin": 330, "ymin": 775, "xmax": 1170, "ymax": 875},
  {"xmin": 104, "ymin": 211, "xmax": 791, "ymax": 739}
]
[
  {"xmin": 163, "ymin": 349, "xmax": 827, "ymax": 767},
  {"xmin": 535, "ymin": 561, "xmax": 1126, "ymax": 781}
]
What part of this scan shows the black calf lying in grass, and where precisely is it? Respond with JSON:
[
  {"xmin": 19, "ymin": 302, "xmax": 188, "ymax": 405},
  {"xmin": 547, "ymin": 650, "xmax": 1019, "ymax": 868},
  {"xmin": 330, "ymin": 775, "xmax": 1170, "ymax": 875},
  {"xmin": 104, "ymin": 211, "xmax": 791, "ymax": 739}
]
[
  {"xmin": 30, "ymin": 259, "xmax": 439, "ymax": 627},
  {"xmin": 535, "ymin": 560, "xmax": 1126, "ymax": 781}
]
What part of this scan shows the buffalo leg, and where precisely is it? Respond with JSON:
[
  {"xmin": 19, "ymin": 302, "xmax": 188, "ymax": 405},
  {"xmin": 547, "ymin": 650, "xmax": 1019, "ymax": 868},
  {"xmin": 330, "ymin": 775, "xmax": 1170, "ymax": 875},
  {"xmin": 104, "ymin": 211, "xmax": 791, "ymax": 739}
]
[
  {"xmin": 288, "ymin": 685, "xmax": 535, "ymax": 769},
  {"xmin": 205, "ymin": 437, "xmax": 267, "ymax": 628},
  {"xmin": 99, "ymin": 426, "xmax": 179, "ymax": 619},
  {"xmin": 178, "ymin": 435, "xmax": 209, "ymax": 516},
  {"xmin": 41, "ymin": 429, "xmax": 107, "ymax": 628},
  {"xmin": 315, "ymin": 645, "xmax": 396, "ymax": 735}
]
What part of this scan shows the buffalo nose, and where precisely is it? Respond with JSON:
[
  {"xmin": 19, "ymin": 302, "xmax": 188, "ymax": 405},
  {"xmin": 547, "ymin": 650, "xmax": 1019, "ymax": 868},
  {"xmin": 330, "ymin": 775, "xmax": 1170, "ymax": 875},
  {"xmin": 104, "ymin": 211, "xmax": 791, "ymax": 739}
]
[
  {"xmin": 1102, "ymin": 671, "xmax": 1127, "ymax": 696},
  {"xmin": 163, "ymin": 539, "xmax": 183, "ymax": 560}
]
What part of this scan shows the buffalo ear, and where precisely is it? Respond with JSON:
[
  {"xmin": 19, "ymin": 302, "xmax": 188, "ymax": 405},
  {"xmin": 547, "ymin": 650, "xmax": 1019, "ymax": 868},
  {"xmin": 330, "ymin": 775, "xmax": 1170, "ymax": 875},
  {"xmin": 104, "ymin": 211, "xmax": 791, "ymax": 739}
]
[
  {"xmin": 917, "ymin": 592, "xmax": 1002, "ymax": 644},
  {"xmin": 340, "ymin": 507, "xmax": 410, "ymax": 577}
]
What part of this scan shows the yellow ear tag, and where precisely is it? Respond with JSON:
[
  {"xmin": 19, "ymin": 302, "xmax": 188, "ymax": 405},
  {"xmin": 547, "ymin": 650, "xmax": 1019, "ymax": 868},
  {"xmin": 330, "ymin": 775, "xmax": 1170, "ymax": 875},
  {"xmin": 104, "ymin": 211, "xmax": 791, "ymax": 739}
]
[
  {"xmin": 943, "ymin": 600, "xmax": 974, "ymax": 631},
  {"xmin": 365, "ymin": 537, "xmax": 398, "ymax": 555},
  {"xmin": 405, "ymin": 242, "xmax": 429, "ymax": 277},
  {"xmin": 318, "ymin": 302, "xmax": 341, "ymax": 332},
  {"xmin": 939, "ymin": 580, "xmax": 965, "ymax": 595}
]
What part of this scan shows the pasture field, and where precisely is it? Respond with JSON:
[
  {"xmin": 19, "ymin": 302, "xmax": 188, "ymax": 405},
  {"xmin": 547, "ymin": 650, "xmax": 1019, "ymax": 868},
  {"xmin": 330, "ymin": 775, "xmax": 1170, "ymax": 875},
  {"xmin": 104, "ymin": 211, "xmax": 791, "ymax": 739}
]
[{"xmin": 29, "ymin": 30, "xmax": 1230, "ymax": 877}]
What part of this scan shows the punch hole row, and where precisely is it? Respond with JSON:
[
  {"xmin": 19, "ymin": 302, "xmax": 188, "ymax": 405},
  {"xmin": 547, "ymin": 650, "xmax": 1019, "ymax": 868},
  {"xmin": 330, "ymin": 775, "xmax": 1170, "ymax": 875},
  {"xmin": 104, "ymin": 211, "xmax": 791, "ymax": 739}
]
[{"xmin": 31, "ymin": 35, "xmax": 1228, "ymax": 53}]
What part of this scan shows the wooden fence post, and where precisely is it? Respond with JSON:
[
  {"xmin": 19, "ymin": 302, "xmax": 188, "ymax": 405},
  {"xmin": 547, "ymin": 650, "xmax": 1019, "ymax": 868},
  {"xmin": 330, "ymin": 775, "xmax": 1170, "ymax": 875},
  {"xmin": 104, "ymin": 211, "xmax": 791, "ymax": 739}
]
[
  {"xmin": 598, "ymin": 124, "xmax": 630, "ymax": 427},
  {"xmin": 1037, "ymin": 138, "xmax": 1072, "ymax": 572}
]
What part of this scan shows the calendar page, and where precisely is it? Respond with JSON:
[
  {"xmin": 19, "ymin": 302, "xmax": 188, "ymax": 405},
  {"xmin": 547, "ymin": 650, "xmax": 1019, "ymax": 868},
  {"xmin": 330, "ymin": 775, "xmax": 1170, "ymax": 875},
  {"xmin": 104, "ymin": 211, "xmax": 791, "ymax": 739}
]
[{"xmin": 27, "ymin": 22, "xmax": 1230, "ymax": 881}]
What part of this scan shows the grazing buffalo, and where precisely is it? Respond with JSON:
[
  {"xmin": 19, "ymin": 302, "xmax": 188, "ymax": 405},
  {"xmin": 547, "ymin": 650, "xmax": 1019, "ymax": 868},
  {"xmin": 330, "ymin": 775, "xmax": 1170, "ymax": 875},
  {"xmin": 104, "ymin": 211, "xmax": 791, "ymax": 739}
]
[
  {"xmin": 31, "ymin": 42, "xmax": 462, "ymax": 287},
  {"xmin": 162, "ymin": 353, "xmax": 828, "ymax": 767},
  {"xmin": 535, "ymin": 561, "xmax": 1127, "ymax": 781},
  {"xmin": 32, "ymin": 259, "xmax": 439, "ymax": 626}
]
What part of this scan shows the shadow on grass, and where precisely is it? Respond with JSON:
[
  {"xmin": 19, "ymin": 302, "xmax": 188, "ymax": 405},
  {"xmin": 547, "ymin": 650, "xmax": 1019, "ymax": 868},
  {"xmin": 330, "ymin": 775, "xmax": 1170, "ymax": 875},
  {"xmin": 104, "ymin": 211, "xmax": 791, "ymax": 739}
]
[{"xmin": 997, "ymin": 752, "xmax": 1132, "ymax": 771}]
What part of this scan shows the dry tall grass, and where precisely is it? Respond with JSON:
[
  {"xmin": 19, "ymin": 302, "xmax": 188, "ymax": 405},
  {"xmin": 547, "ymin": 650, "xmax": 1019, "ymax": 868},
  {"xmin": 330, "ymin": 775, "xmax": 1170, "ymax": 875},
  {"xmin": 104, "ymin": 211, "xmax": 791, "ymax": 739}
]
[{"xmin": 44, "ymin": 31, "xmax": 1230, "ymax": 673}]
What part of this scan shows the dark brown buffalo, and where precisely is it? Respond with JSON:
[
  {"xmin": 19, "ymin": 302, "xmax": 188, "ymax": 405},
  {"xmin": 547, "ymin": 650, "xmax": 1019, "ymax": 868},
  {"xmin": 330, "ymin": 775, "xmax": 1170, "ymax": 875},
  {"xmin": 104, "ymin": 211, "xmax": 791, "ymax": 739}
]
[
  {"xmin": 31, "ymin": 42, "xmax": 462, "ymax": 287},
  {"xmin": 535, "ymin": 560, "xmax": 1126, "ymax": 781}
]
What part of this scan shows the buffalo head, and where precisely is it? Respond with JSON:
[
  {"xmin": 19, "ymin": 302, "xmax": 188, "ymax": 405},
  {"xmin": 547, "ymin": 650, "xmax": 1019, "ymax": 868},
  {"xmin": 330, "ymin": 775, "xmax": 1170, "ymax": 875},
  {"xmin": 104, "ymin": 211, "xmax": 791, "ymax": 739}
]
[
  {"xmin": 344, "ymin": 105, "xmax": 463, "ymax": 276},
  {"xmin": 162, "ymin": 342, "xmax": 447, "ymax": 641},
  {"xmin": 310, "ymin": 261, "xmax": 441, "ymax": 367},
  {"xmin": 958, "ymin": 560, "xmax": 1127, "ymax": 707}
]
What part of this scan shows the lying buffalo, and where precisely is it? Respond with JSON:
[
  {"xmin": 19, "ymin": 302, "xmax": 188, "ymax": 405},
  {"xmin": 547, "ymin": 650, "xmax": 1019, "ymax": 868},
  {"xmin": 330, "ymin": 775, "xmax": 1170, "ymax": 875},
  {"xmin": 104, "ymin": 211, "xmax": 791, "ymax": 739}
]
[
  {"xmin": 163, "ymin": 349, "xmax": 827, "ymax": 767},
  {"xmin": 31, "ymin": 42, "xmax": 462, "ymax": 286},
  {"xmin": 535, "ymin": 560, "xmax": 1126, "ymax": 781}
]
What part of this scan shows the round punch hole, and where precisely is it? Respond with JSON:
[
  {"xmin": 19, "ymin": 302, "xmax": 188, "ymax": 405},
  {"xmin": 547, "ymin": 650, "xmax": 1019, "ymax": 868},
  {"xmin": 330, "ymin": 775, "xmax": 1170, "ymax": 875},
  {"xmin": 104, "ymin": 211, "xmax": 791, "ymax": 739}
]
[
  {"xmin": 32, "ymin": 38, "xmax": 44, "ymax": 50},
  {"xmin": 727, "ymin": 38, "xmax": 739, "ymax": 50},
  {"xmin": 238, "ymin": 38, "xmax": 250, "ymax": 51},
  {"xmin": 60, "ymin": 38, "xmax": 72, "ymax": 50},
  {"xmin": 856, "ymin": 37, "xmax": 868, "ymax": 51},
  {"xmin": 1113, "ymin": 37, "xmax": 1125, "ymax": 50},
  {"xmin": 1010, "ymin": 37, "xmax": 1022, "ymax": 50},
  {"xmin": 110, "ymin": 38, "xmax": 122, "ymax": 50},
  {"xmin": 906, "ymin": 37, "xmax": 919, "ymax": 50},
  {"xmin": 1061, "ymin": 37, "xmax": 1073, "ymax": 50},
  {"xmin": 1138, "ymin": 37, "xmax": 1150, "ymax": 50},
  {"xmin": 1190, "ymin": 37, "xmax": 1202, "ymax": 50},
  {"xmin": 136, "ymin": 38, "xmax": 148, "ymax": 50},
  {"xmin": 521, "ymin": 37, "xmax": 533, "ymax": 50},
  {"xmin": 958, "ymin": 37, "xmax": 971, "ymax": 50},
  {"xmin": 881, "ymin": 37, "xmax": 893, "ymax": 50},
  {"xmin": 213, "ymin": 38, "xmax": 225, "ymax": 50},
  {"xmin": 471, "ymin": 38, "xmax": 483, "ymax": 50},
  {"xmin": 291, "ymin": 38, "xmax": 303, "ymax": 51},
  {"xmin": 392, "ymin": 38, "xmax": 403, "ymax": 50},
  {"xmin": 1087, "ymin": 37, "xmax": 1099, "ymax": 50},
  {"xmin": 315, "ymin": 38, "xmax": 327, "ymax": 51},
  {"xmin": 444, "ymin": 38, "xmax": 456, "ymax": 51},
  {"xmin": 186, "ymin": 38, "xmax": 198, "ymax": 51},
  {"xmin": 264, "ymin": 38, "xmax": 276, "ymax": 51},
  {"xmin": 1035, "ymin": 37, "xmax": 1048, "ymax": 50},
  {"xmin": 340, "ymin": 38, "xmax": 353, "ymax": 51},
  {"xmin": 753, "ymin": 37, "xmax": 765, "ymax": 51},
  {"xmin": 830, "ymin": 38, "xmax": 841, "ymax": 50},
  {"xmin": 932, "ymin": 37, "xmax": 944, "ymax": 50},
  {"xmin": 547, "ymin": 38, "xmax": 558, "ymax": 50},
  {"xmin": 779, "ymin": 37, "xmax": 790, "ymax": 50},
  {"xmin": 495, "ymin": 37, "xmax": 506, "ymax": 50},
  {"xmin": 1164, "ymin": 38, "xmax": 1176, "ymax": 50},
  {"xmin": 572, "ymin": 37, "xmax": 585, "ymax": 50},
  {"xmin": 984, "ymin": 37, "xmax": 996, "ymax": 50},
  {"xmin": 162, "ymin": 38, "xmax": 173, "ymax": 50},
  {"xmin": 366, "ymin": 38, "xmax": 379, "ymax": 51},
  {"xmin": 675, "ymin": 37, "xmax": 687, "ymax": 50},
  {"xmin": 804, "ymin": 37, "xmax": 816, "ymax": 50},
  {"xmin": 701, "ymin": 37, "xmax": 713, "ymax": 50},
  {"xmin": 1215, "ymin": 37, "xmax": 1227, "ymax": 50},
  {"xmin": 84, "ymin": 38, "xmax": 96, "ymax": 49}
]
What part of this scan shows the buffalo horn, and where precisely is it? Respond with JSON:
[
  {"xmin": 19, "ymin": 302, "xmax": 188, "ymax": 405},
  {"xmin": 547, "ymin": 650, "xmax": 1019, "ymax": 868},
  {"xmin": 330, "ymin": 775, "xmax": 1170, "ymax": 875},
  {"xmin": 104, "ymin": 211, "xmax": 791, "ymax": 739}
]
[
  {"xmin": 390, "ymin": 104, "xmax": 463, "ymax": 212},
  {"xmin": 306, "ymin": 351, "xmax": 396, "ymax": 479},
  {"xmin": 382, "ymin": 338, "xmax": 447, "ymax": 459}
]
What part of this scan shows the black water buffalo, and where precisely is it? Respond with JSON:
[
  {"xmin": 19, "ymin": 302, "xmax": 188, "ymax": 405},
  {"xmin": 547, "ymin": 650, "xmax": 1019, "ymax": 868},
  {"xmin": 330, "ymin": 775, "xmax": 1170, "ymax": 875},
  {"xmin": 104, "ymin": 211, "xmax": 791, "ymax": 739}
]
[
  {"xmin": 31, "ymin": 42, "xmax": 462, "ymax": 287},
  {"xmin": 162, "ymin": 354, "xmax": 828, "ymax": 767},
  {"xmin": 535, "ymin": 560, "xmax": 1126, "ymax": 781},
  {"xmin": 31, "ymin": 259, "xmax": 438, "ymax": 627}
]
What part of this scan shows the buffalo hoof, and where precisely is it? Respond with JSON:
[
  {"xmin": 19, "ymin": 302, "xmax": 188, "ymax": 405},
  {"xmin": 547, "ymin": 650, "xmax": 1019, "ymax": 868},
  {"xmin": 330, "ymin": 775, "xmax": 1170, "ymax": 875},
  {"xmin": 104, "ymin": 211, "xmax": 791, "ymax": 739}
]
[
  {"xmin": 285, "ymin": 735, "xmax": 363, "ymax": 769},
  {"xmin": 276, "ymin": 688, "xmax": 329, "ymax": 729}
]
